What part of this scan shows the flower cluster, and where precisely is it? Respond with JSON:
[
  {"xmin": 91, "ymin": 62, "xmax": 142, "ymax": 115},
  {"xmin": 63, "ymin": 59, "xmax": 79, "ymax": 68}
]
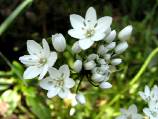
[
  {"xmin": 70, "ymin": 7, "xmax": 132, "ymax": 89},
  {"xmin": 139, "ymin": 85, "xmax": 158, "ymax": 119},
  {"xmin": 19, "ymin": 7, "xmax": 132, "ymax": 104}
]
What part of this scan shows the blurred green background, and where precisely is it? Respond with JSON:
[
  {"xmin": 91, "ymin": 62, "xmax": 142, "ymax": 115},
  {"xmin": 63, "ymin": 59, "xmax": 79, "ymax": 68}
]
[{"xmin": 0, "ymin": 0, "xmax": 158, "ymax": 119}]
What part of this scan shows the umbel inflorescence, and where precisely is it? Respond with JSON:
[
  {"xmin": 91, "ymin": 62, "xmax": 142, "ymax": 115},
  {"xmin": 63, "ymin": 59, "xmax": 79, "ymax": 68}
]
[{"xmin": 19, "ymin": 7, "xmax": 132, "ymax": 104}]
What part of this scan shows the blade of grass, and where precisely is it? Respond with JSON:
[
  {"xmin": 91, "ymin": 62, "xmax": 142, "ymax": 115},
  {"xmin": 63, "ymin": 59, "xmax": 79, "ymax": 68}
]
[{"xmin": 0, "ymin": 0, "xmax": 33, "ymax": 36}]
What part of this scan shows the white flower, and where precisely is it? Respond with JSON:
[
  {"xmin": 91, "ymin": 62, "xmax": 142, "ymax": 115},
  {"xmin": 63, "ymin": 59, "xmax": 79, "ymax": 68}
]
[
  {"xmin": 115, "ymin": 41, "xmax": 128, "ymax": 54},
  {"xmin": 139, "ymin": 85, "xmax": 158, "ymax": 103},
  {"xmin": 73, "ymin": 60, "xmax": 82, "ymax": 72},
  {"xmin": 76, "ymin": 93, "xmax": 86, "ymax": 104},
  {"xmin": 118, "ymin": 25, "xmax": 133, "ymax": 41},
  {"xmin": 105, "ymin": 30, "xmax": 116, "ymax": 43},
  {"xmin": 68, "ymin": 7, "xmax": 112, "ymax": 50},
  {"xmin": 72, "ymin": 41, "xmax": 81, "ymax": 53},
  {"xmin": 116, "ymin": 104, "xmax": 143, "ymax": 119},
  {"xmin": 111, "ymin": 58, "xmax": 122, "ymax": 65},
  {"xmin": 52, "ymin": 33, "xmax": 66, "ymax": 52},
  {"xmin": 139, "ymin": 85, "xmax": 151, "ymax": 102},
  {"xmin": 39, "ymin": 65, "xmax": 75, "ymax": 99},
  {"xmin": 19, "ymin": 39, "xmax": 57, "ymax": 80},
  {"xmin": 143, "ymin": 100, "xmax": 158, "ymax": 119}
]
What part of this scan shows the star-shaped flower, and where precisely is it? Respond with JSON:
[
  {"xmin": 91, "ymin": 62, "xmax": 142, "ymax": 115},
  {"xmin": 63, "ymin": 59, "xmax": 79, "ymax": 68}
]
[
  {"xmin": 68, "ymin": 7, "xmax": 112, "ymax": 50},
  {"xmin": 39, "ymin": 65, "xmax": 75, "ymax": 99},
  {"xmin": 116, "ymin": 104, "xmax": 143, "ymax": 119},
  {"xmin": 19, "ymin": 39, "xmax": 57, "ymax": 80}
]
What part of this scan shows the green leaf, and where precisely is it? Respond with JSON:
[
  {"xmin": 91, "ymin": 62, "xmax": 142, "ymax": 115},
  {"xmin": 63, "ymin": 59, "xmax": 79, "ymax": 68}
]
[{"xmin": 26, "ymin": 95, "xmax": 52, "ymax": 119}]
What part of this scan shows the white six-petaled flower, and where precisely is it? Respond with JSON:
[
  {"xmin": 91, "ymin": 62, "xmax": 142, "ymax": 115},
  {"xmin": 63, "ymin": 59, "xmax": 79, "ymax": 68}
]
[
  {"xmin": 39, "ymin": 65, "xmax": 75, "ymax": 99},
  {"xmin": 68, "ymin": 7, "xmax": 112, "ymax": 50},
  {"xmin": 19, "ymin": 39, "xmax": 57, "ymax": 80},
  {"xmin": 116, "ymin": 104, "xmax": 143, "ymax": 119}
]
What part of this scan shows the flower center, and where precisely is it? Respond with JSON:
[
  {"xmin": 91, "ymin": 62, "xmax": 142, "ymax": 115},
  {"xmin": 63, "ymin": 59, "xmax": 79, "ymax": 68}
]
[
  {"xmin": 85, "ymin": 29, "xmax": 95, "ymax": 38},
  {"xmin": 39, "ymin": 58, "xmax": 47, "ymax": 65}
]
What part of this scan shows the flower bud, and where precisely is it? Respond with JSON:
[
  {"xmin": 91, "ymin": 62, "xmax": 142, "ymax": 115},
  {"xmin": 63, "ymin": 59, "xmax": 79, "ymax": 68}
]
[
  {"xmin": 73, "ymin": 60, "xmax": 82, "ymax": 72},
  {"xmin": 99, "ymin": 82, "xmax": 112, "ymax": 89},
  {"xmin": 97, "ymin": 45, "xmax": 108, "ymax": 55},
  {"xmin": 111, "ymin": 58, "xmax": 122, "ymax": 65},
  {"xmin": 52, "ymin": 33, "xmax": 66, "ymax": 52},
  {"xmin": 105, "ymin": 42, "xmax": 116, "ymax": 50},
  {"xmin": 104, "ymin": 54, "xmax": 111, "ymax": 61},
  {"xmin": 115, "ymin": 41, "xmax": 128, "ymax": 54},
  {"xmin": 72, "ymin": 41, "xmax": 81, "ymax": 53},
  {"xmin": 76, "ymin": 93, "xmax": 86, "ymax": 104},
  {"xmin": 118, "ymin": 25, "xmax": 133, "ymax": 41},
  {"xmin": 87, "ymin": 54, "xmax": 99, "ymax": 61},
  {"xmin": 105, "ymin": 30, "xmax": 116, "ymax": 43},
  {"xmin": 92, "ymin": 73, "xmax": 105, "ymax": 82},
  {"xmin": 84, "ymin": 60, "xmax": 96, "ymax": 70},
  {"xmin": 97, "ymin": 58, "xmax": 106, "ymax": 65}
]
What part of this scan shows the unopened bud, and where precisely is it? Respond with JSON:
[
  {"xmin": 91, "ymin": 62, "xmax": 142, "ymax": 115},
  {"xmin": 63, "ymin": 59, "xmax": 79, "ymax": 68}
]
[
  {"xmin": 115, "ymin": 42, "xmax": 128, "ymax": 54},
  {"xmin": 118, "ymin": 25, "xmax": 133, "ymax": 41},
  {"xmin": 73, "ymin": 60, "xmax": 82, "ymax": 72}
]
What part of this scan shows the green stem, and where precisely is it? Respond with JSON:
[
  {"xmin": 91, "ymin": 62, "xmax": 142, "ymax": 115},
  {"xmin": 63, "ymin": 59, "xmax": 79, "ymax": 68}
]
[
  {"xmin": 0, "ymin": 51, "xmax": 27, "ymax": 85},
  {"xmin": 0, "ymin": 0, "xmax": 33, "ymax": 36}
]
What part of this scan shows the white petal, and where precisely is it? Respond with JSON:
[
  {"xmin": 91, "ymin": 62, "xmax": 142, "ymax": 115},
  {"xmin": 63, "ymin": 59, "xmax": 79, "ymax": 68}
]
[
  {"xmin": 128, "ymin": 104, "xmax": 137, "ymax": 113},
  {"xmin": 145, "ymin": 85, "xmax": 150, "ymax": 96},
  {"xmin": 68, "ymin": 29, "xmax": 85, "ymax": 39},
  {"xmin": 85, "ymin": 7, "xmax": 97, "ymax": 26},
  {"xmin": 42, "ymin": 39, "xmax": 50, "ymax": 57},
  {"xmin": 47, "ymin": 89, "xmax": 59, "ymax": 98},
  {"xmin": 47, "ymin": 52, "xmax": 57, "ymax": 67},
  {"xmin": 70, "ymin": 14, "xmax": 84, "ymax": 29},
  {"xmin": 19, "ymin": 55, "xmax": 39, "ymax": 66},
  {"xmin": 96, "ymin": 16, "xmax": 112, "ymax": 33},
  {"xmin": 27, "ymin": 40, "xmax": 42, "ymax": 55},
  {"xmin": 23, "ymin": 66, "xmax": 42, "ymax": 79},
  {"xmin": 64, "ymin": 78, "xmax": 75, "ymax": 88},
  {"xmin": 99, "ymin": 82, "xmax": 112, "ymax": 89},
  {"xmin": 39, "ymin": 64, "xmax": 49, "ymax": 80},
  {"xmin": 59, "ymin": 65, "xmax": 70, "ymax": 79},
  {"xmin": 39, "ymin": 77, "xmax": 55, "ymax": 90},
  {"xmin": 58, "ymin": 88, "xmax": 71, "ymax": 99},
  {"xmin": 79, "ymin": 38, "xmax": 94, "ymax": 50},
  {"xmin": 76, "ymin": 93, "xmax": 86, "ymax": 104},
  {"xmin": 91, "ymin": 32, "xmax": 105, "ymax": 41},
  {"xmin": 48, "ymin": 67, "xmax": 60, "ymax": 79}
]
